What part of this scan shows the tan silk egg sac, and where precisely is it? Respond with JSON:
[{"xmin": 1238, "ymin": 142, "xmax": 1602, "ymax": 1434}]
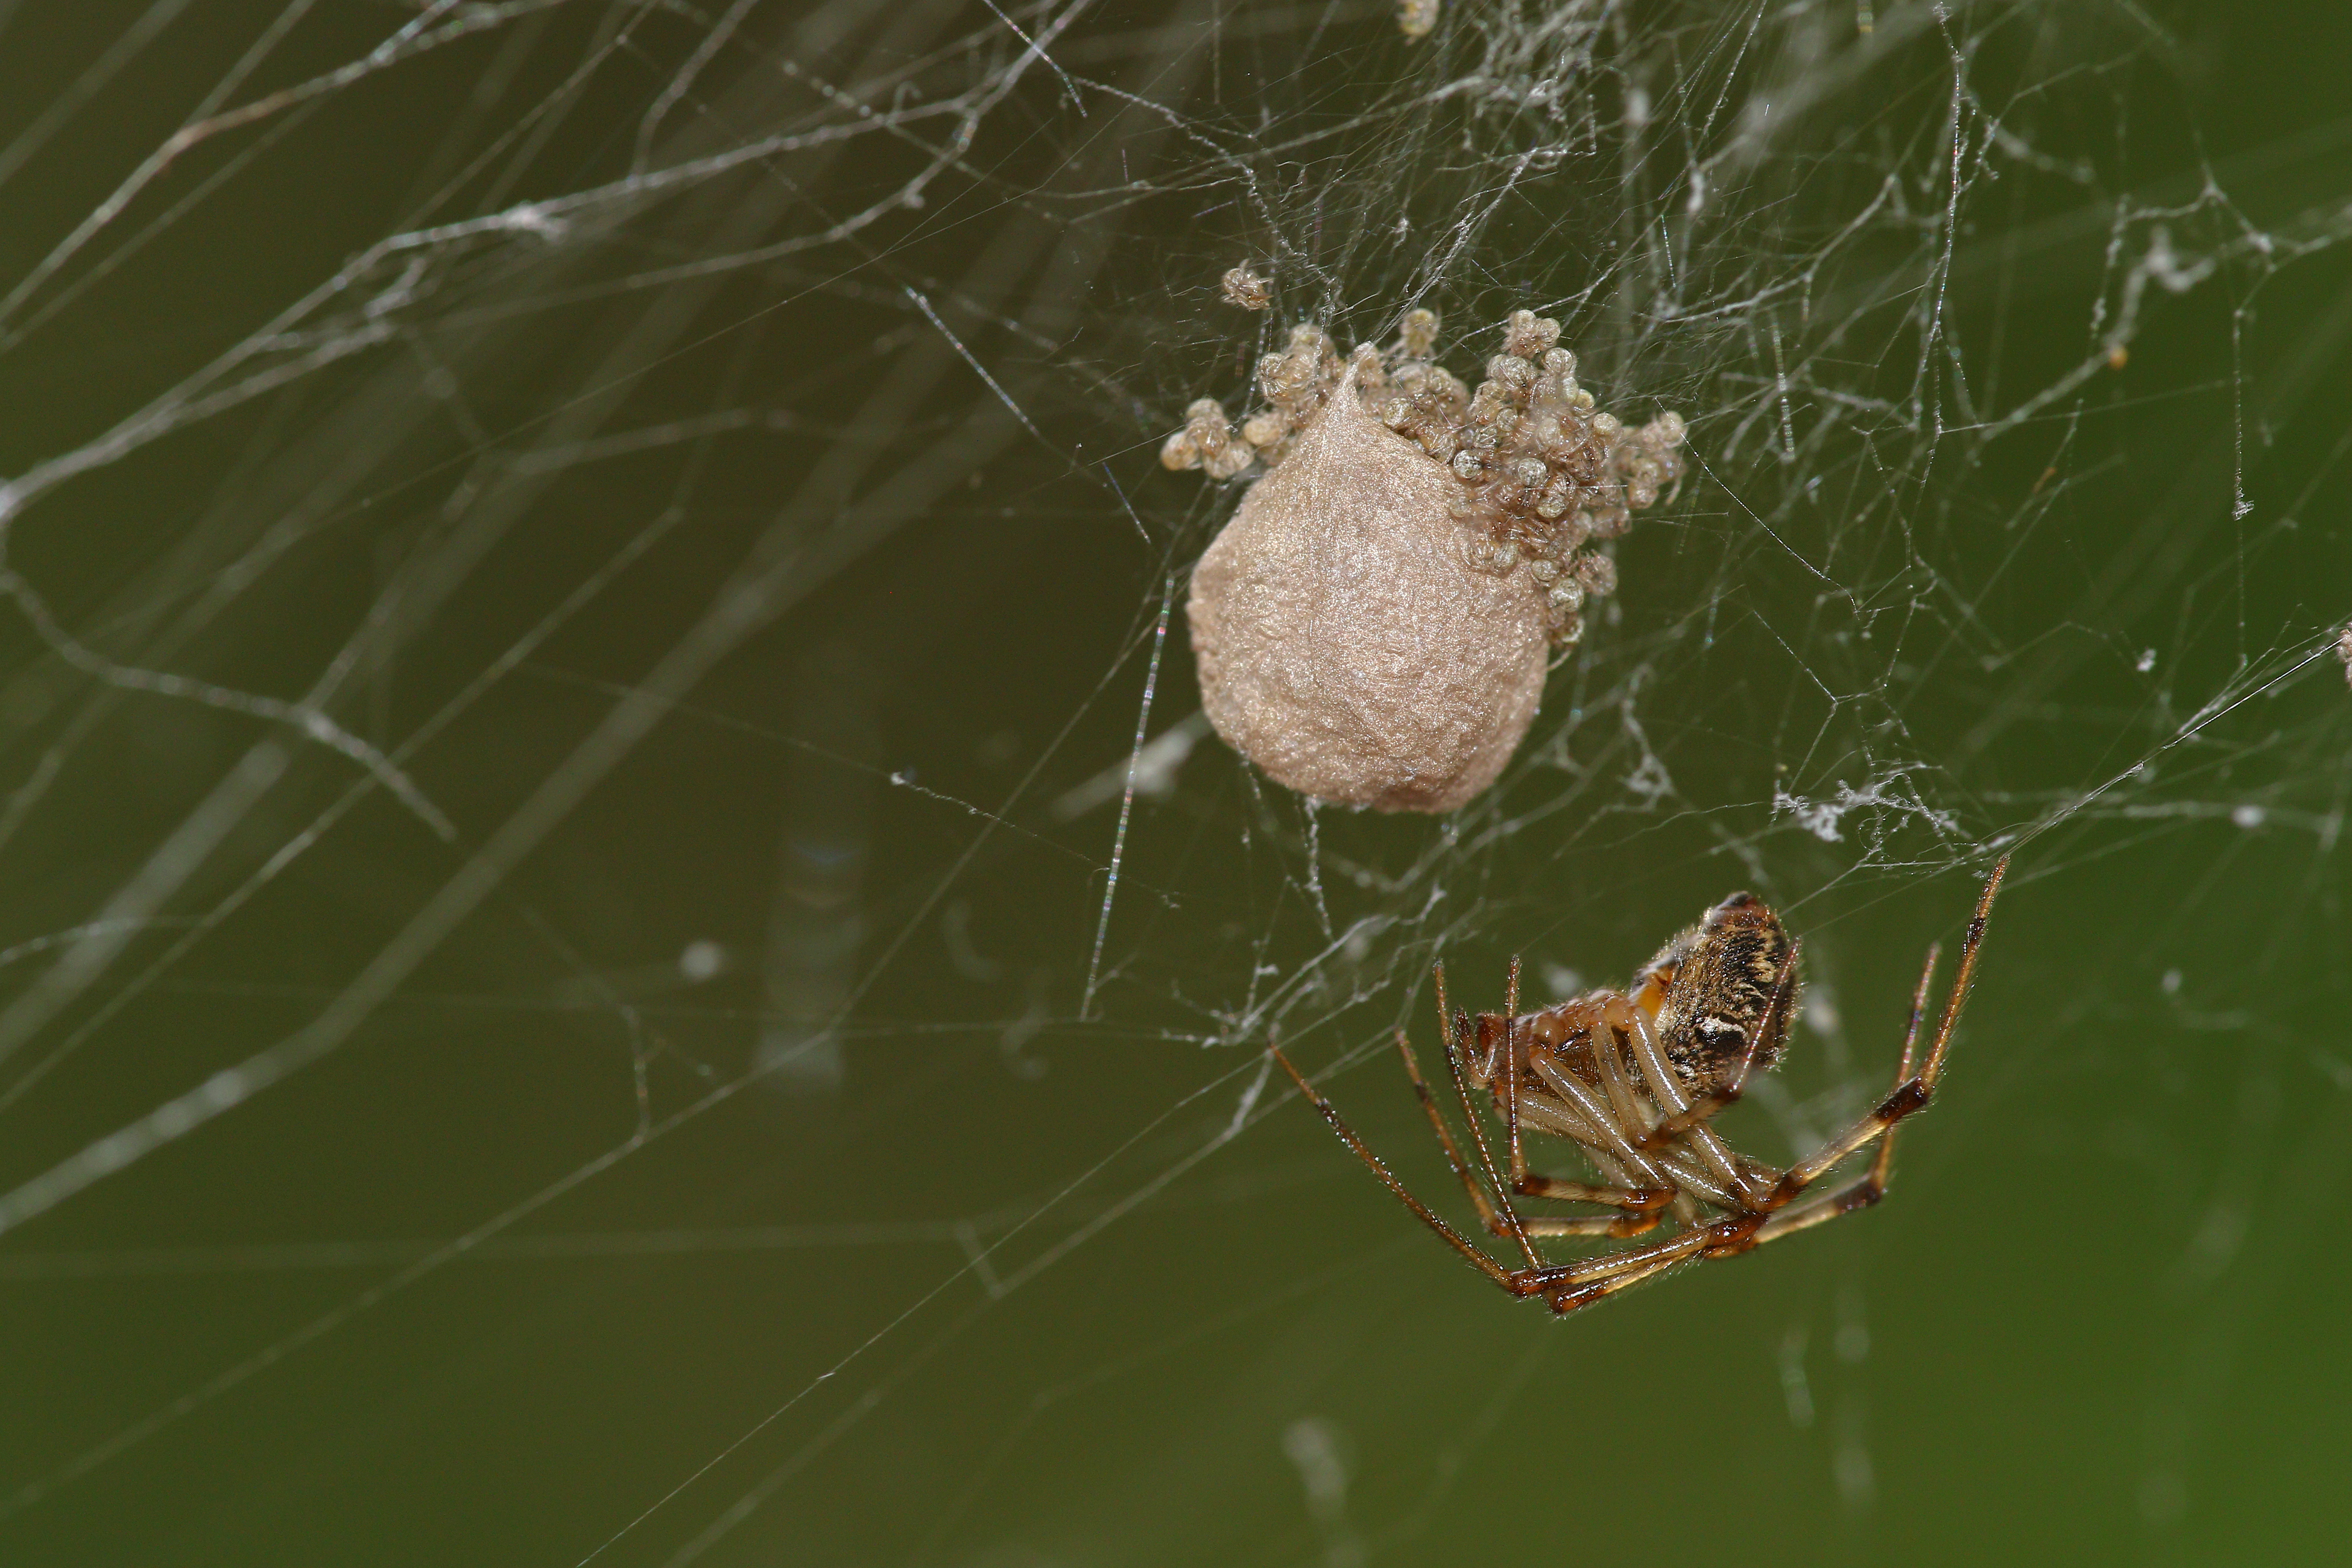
[{"xmin": 1187, "ymin": 361, "xmax": 1551, "ymax": 813}]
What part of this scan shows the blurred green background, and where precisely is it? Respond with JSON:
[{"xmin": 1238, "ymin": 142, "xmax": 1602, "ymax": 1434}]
[{"xmin": 0, "ymin": 1, "xmax": 2347, "ymax": 1563}]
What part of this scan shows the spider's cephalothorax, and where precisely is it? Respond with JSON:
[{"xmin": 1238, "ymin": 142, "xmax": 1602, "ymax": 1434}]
[
  {"xmin": 1271, "ymin": 861, "xmax": 2008, "ymax": 1315},
  {"xmin": 1636, "ymin": 892, "xmax": 1798, "ymax": 1092}
]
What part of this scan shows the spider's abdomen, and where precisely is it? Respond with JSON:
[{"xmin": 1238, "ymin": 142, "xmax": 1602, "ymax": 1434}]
[{"xmin": 1650, "ymin": 892, "xmax": 1797, "ymax": 1091}]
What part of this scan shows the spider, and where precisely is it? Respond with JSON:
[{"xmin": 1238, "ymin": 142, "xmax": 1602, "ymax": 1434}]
[{"xmin": 1270, "ymin": 858, "xmax": 2007, "ymax": 1314}]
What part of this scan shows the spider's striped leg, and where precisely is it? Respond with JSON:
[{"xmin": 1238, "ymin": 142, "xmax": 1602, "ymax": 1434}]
[
  {"xmin": 1496, "ymin": 962, "xmax": 1673, "ymax": 1233},
  {"xmin": 1517, "ymin": 1213, "xmax": 1665, "ymax": 1239},
  {"xmin": 1269, "ymin": 1042, "xmax": 1542, "ymax": 1295},
  {"xmin": 1502, "ymin": 1095, "xmax": 1689, "ymax": 1207},
  {"xmin": 1531, "ymin": 1212, "xmax": 1768, "ymax": 1315},
  {"xmin": 1762, "ymin": 856, "xmax": 2006, "ymax": 1212},
  {"xmin": 1478, "ymin": 1002, "xmax": 1675, "ymax": 1221},
  {"xmin": 1516, "ymin": 1046, "xmax": 1681, "ymax": 1197},
  {"xmin": 1440, "ymin": 961, "xmax": 1543, "ymax": 1265},
  {"xmin": 1912, "ymin": 856, "xmax": 2008, "ymax": 1084},
  {"xmin": 1749, "ymin": 936, "xmax": 1941, "ymax": 1243},
  {"xmin": 1391, "ymin": 1027, "xmax": 1540, "ymax": 1263},
  {"xmin": 1613, "ymin": 1007, "xmax": 1762, "ymax": 1206},
  {"xmin": 1510, "ymin": 1172, "xmax": 1674, "ymax": 1209},
  {"xmin": 1499, "ymin": 969, "xmax": 1528, "ymax": 1191},
  {"xmin": 1391, "ymin": 1025, "xmax": 1662, "ymax": 1243}
]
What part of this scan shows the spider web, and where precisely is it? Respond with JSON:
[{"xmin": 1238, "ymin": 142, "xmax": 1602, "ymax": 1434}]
[{"xmin": 0, "ymin": 1, "xmax": 2347, "ymax": 1563}]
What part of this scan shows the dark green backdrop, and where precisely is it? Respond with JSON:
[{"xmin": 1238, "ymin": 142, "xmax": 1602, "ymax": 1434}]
[{"xmin": 0, "ymin": 2, "xmax": 2347, "ymax": 1564}]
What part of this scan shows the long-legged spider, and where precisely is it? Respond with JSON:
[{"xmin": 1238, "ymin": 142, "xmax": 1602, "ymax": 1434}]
[{"xmin": 1271, "ymin": 859, "xmax": 2007, "ymax": 1314}]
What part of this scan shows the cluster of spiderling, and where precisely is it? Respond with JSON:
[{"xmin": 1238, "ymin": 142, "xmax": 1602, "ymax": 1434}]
[
  {"xmin": 1162, "ymin": 321, "xmax": 1344, "ymax": 479},
  {"xmin": 1163, "ymin": 307, "xmax": 1689, "ymax": 645}
]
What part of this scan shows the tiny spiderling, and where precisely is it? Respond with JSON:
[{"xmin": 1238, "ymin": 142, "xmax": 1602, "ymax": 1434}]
[{"xmin": 1219, "ymin": 264, "xmax": 1271, "ymax": 311}]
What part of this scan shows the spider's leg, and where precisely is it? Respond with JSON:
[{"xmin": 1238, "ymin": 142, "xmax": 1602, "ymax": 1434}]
[
  {"xmin": 1532, "ymin": 1213, "xmax": 1765, "ymax": 1315},
  {"xmin": 1517, "ymin": 1050, "xmax": 1677, "ymax": 1193},
  {"xmin": 1501, "ymin": 1164, "xmax": 1669, "ymax": 1238},
  {"xmin": 1492, "ymin": 958, "xmax": 1538, "ymax": 1197},
  {"xmin": 1511, "ymin": 1173, "xmax": 1675, "ymax": 1210},
  {"xmin": 1748, "ymin": 1169, "xmax": 1891, "ymax": 1244},
  {"xmin": 1502, "ymin": 1099, "xmax": 1682, "ymax": 1230},
  {"xmin": 1589, "ymin": 1010, "xmax": 1666, "ymax": 1146},
  {"xmin": 1437, "ymin": 975, "xmax": 1543, "ymax": 1267},
  {"xmin": 1495, "ymin": 1002, "xmax": 1678, "ymax": 1219},
  {"xmin": 1391, "ymin": 1028, "xmax": 1541, "ymax": 1262},
  {"xmin": 1614, "ymin": 1007, "xmax": 1758, "ymax": 1206},
  {"xmin": 1388, "ymin": 1002, "xmax": 1660, "ymax": 1244},
  {"xmin": 1762, "ymin": 858, "xmax": 2006, "ymax": 1210},
  {"xmin": 1505, "ymin": 1086, "xmax": 1686, "ymax": 1199},
  {"xmin": 1916, "ymin": 855, "xmax": 2007, "ymax": 1088},
  {"xmin": 1269, "ymin": 1043, "xmax": 1538, "ymax": 1295},
  {"xmin": 1867, "ymin": 937, "xmax": 1941, "ymax": 1189},
  {"xmin": 1502, "ymin": 990, "xmax": 1528, "ymax": 1190},
  {"xmin": 1620, "ymin": 998, "xmax": 1696, "ymax": 1125},
  {"xmin": 1741, "ymin": 941, "xmax": 1945, "ymax": 1246},
  {"xmin": 1544, "ymin": 1250, "xmax": 1695, "ymax": 1312},
  {"xmin": 1581, "ymin": 1143, "xmax": 1710, "ymax": 1226},
  {"xmin": 1590, "ymin": 1002, "xmax": 1731, "ymax": 1203},
  {"xmin": 1520, "ymin": 1211, "xmax": 1663, "ymax": 1239}
]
